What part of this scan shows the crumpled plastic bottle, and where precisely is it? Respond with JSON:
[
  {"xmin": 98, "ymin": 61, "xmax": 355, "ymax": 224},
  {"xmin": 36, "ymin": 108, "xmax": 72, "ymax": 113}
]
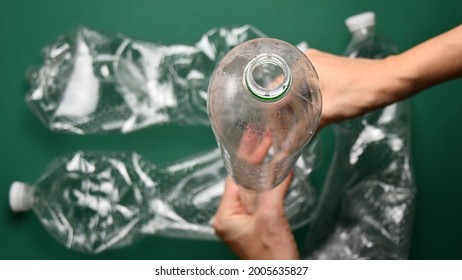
[
  {"xmin": 302, "ymin": 11, "xmax": 416, "ymax": 259},
  {"xmin": 26, "ymin": 25, "xmax": 266, "ymax": 134},
  {"xmin": 9, "ymin": 144, "xmax": 318, "ymax": 254}
]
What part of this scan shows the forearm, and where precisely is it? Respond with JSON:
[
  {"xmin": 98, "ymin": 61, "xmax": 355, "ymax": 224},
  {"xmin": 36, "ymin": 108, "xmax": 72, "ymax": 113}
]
[
  {"xmin": 308, "ymin": 25, "xmax": 462, "ymax": 126},
  {"xmin": 385, "ymin": 25, "xmax": 462, "ymax": 101}
]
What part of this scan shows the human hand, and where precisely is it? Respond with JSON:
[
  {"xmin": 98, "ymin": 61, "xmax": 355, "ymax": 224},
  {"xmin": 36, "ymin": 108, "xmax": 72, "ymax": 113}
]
[
  {"xmin": 213, "ymin": 174, "xmax": 299, "ymax": 260},
  {"xmin": 305, "ymin": 49, "xmax": 401, "ymax": 127}
]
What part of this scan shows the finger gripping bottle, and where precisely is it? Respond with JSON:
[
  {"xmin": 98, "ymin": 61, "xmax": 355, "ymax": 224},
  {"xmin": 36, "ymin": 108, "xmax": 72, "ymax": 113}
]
[{"xmin": 207, "ymin": 38, "xmax": 322, "ymax": 196}]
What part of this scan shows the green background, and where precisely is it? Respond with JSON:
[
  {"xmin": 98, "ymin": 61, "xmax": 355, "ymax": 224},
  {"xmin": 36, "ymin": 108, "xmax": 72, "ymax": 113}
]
[{"xmin": 1, "ymin": 0, "xmax": 461, "ymax": 259}]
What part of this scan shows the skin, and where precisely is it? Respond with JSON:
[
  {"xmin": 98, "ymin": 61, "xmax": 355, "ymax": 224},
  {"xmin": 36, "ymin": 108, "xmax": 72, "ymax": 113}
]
[
  {"xmin": 310, "ymin": 25, "xmax": 462, "ymax": 127},
  {"xmin": 213, "ymin": 25, "xmax": 462, "ymax": 260},
  {"xmin": 213, "ymin": 175, "xmax": 299, "ymax": 260}
]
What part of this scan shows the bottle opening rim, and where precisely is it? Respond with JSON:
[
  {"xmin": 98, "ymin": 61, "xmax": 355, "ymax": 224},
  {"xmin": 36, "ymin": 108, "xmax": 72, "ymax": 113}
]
[{"xmin": 244, "ymin": 53, "xmax": 292, "ymax": 101}]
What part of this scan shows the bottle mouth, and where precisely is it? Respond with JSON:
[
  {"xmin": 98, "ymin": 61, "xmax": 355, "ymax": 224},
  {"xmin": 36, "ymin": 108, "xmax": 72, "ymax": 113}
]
[{"xmin": 244, "ymin": 53, "xmax": 292, "ymax": 101}]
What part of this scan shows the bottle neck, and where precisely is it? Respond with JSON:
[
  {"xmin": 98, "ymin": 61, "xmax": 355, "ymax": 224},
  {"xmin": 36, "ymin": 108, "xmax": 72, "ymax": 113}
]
[
  {"xmin": 350, "ymin": 25, "xmax": 376, "ymax": 40},
  {"xmin": 244, "ymin": 53, "xmax": 292, "ymax": 102}
]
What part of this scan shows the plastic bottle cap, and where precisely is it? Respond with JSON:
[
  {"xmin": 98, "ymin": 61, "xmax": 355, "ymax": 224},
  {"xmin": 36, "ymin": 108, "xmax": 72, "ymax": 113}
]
[
  {"xmin": 345, "ymin": 11, "xmax": 376, "ymax": 32},
  {"xmin": 9, "ymin": 181, "xmax": 33, "ymax": 212}
]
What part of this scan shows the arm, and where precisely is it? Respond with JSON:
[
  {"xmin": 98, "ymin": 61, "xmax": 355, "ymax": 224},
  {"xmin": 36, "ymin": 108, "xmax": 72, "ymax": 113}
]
[
  {"xmin": 307, "ymin": 24, "xmax": 462, "ymax": 126},
  {"xmin": 390, "ymin": 24, "xmax": 462, "ymax": 96},
  {"xmin": 212, "ymin": 26, "xmax": 462, "ymax": 260}
]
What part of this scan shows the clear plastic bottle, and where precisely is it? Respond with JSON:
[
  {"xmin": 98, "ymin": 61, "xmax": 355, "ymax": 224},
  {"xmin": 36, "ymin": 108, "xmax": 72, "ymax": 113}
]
[
  {"xmin": 26, "ymin": 25, "xmax": 266, "ymax": 134},
  {"xmin": 207, "ymin": 39, "xmax": 322, "ymax": 197},
  {"xmin": 301, "ymin": 12, "xmax": 415, "ymax": 259},
  {"xmin": 9, "ymin": 152, "xmax": 151, "ymax": 253},
  {"xmin": 9, "ymin": 149, "xmax": 318, "ymax": 253},
  {"xmin": 344, "ymin": 11, "xmax": 398, "ymax": 58}
]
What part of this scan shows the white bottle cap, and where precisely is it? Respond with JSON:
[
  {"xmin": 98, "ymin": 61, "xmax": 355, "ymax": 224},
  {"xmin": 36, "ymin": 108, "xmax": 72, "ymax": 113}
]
[
  {"xmin": 9, "ymin": 181, "xmax": 33, "ymax": 212},
  {"xmin": 345, "ymin": 11, "xmax": 376, "ymax": 32}
]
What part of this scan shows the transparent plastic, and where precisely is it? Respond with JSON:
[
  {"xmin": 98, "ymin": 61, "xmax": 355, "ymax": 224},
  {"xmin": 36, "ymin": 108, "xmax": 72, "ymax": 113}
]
[
  {"xmin": 15, "ymin": 25, "xmax": 320, "ymax": 253},
  {"xmin": 26, "ymin": 26, "xmax": 265, "ymax": 134},
  {"xmin": 207, "ymin": 38, "xmax": 322, "ymax": 202},
  {"xmin": 302, "ymin": 12, "xmax": 416, "ymax": 259},
  {"xmin": 344, "ymin": 12, "xmax": 398, "ymax": 59},
  {"xmin": 304, "ymin": 103, "xmax": 416, "ymax": 259},
  {"xmin": 9, "ymin": 144, "xmax": 318, "ymax": 253},
  {"xmin": 17, "ymin": 21, "xmax": 414, "ymax": 258}
]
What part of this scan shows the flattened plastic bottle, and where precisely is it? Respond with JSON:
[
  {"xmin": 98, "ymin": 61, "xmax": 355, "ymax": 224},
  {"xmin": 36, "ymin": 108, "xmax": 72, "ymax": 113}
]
[
  {"xmin": 9, "ymin": 152, "xmax": 151, "ymax": 253},
  {"xmin": 9, "ymin": 149, "xmax": 319, "ymax": 253},
  {"xmin": 302, "ymin": 12, "xmax": 415, "ymax": 259}
]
